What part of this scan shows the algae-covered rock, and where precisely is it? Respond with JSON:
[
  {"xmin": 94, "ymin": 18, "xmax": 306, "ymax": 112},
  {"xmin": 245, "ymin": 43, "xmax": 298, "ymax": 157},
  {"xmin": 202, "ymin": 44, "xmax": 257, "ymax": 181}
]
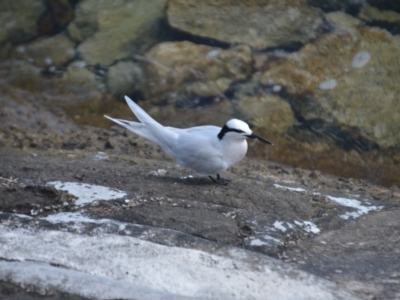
[
  {"xmin": 261, "ymin": 25, "xmax": 400, "ymax": 148},
  {"xmin": 140, "ymin": 41, "xmax": 252, "ymax": 105},
  {"xmin": 106, "ymin": 61, "xmax": 143, "ymax": 97},
  {"xmin": 73, "ymin": 0, "xmax": 168, "ymax": 66},
  {"xmin": 167, "ymin": 0, "xmax": 324, "ymax": 49},
  {"xmin": 0, "ymin": 1, "xmax": 46, "ymax": 45},
  {"xmin": 236, "ymin": 93, "xmax": 296, "ymax": 135},
  {"xmin": 359, "ymin": 4, "xmax": 400, "ymax": 33},
  {"xmin": 12, "ymin": 33, "xmax": 76, "ymax": 68}
]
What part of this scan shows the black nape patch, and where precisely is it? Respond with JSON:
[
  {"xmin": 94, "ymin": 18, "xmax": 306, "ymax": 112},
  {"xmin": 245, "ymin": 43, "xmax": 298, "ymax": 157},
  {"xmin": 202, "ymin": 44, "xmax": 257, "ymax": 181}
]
[{"xmin": 218, "ymin": 125, "xmax": 244, "ymax": 140}]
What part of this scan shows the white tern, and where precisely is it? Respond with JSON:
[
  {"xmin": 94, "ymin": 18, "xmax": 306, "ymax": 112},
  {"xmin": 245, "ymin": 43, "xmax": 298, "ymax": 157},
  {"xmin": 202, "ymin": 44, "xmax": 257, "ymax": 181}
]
[{"xmin": 105, "ymin": 96, "xmax": 272, "ymax": 185}]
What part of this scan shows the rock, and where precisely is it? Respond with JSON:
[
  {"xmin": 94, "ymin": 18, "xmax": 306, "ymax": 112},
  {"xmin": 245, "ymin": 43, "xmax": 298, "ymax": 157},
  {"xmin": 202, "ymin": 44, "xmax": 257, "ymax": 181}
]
[
  {"xmin": 38, "ymin": 0, "xmax": 75, "ymax": 36},
  {"xmin": 0, "ymin": 1, "xmax": 46, "ymax": 45},
  {"xmin": 167, "ymin": 0, "xmax": 325, "ymax": 49},
  {"xmin": 63, "ymin": 60, "xmax": 101, "ymax": 89},
  {"xmin": 236, "ymin": 93, "xmax": 296, "ymax": 135},
  {"xmin": 140, "ymin": 41, "xmax": 252, "ymax": 105},
  {"xmin": 74, "ymin": 0, "xmax": 168, "ymax": 66},
  {"xmin": 359, "ymin": 4, "xmax": 400, "ymax": 34},
  {"xmin": 261, "ymin": 25, "xmax": 400, "ymax": 148},
  {"xmin": 12, "ymin": 33, "xmax": 76, "ymax": 68},
  {"xmin": 325, "ymin": 11, "xmax": 364, "ymax": 28},
  {"xmin": 366, "ymin": 0, "xmax": 400, "ymax": 13},
  {"xmin": 307, "ymin": 0, "xmax": 362, "ymax": 12},
  {"xmin": 67, "ymin": 14, "xmax": 98, "ymax": 43},
  {"xmin": 106, "ymin": 61, "xmax": 143, "ymax": 97}
]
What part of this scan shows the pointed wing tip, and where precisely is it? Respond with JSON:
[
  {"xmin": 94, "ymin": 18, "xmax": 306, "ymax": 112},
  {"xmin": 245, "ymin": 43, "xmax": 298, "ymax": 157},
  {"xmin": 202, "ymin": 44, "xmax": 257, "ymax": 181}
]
[{"xmin": 124, "ymin": 95, "xmax": 133, "ymax": 103}]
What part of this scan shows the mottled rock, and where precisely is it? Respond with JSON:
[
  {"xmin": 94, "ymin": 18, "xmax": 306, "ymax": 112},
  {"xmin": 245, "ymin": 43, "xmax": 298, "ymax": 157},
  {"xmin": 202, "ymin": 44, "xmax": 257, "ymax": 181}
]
[
  {"xmin": 12, "ymin": 33, "xmax": 76, "ymax": 68},
  {"xmin": 325, "ymin": 11, "xmax": 363, "ymax": 28},
  {"xmin": 74, "ymin": 0, "xmax": 168, "ymax": 66},
  {"xmin": 63, "ymin": 61, "xmax": 100, "ymax": 89},
  {"xmin": 140, "ymin": 41, "xmax": 252, "ymax": 105},
  {"xmin": 107, "ymin": 61, "xmax": 143, "ymax": 97},
  {"xmin": 359, "ymin": 4, "xmax": 400, "ymax": 34},
  {"xmin": 0, "ymin": 1, "xmax": 46, "ymax": 45},
  {"xmin": 261, "ymin": 26, "xmax": 400, "ymax": 148},
  {"xmin": 236, "ymin": 93, "xmax": 296, "ymax": 135},
  {"xmin": 167, "ymin": 0, "xmax": 324, "ymax": 49}
]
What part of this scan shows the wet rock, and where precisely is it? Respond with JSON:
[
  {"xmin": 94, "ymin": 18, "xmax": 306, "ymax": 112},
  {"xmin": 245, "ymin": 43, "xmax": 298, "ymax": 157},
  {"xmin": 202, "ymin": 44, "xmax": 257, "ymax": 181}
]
[
  {"xmin": 140, "ymin": 41, "xmax": 252, "ymax": 105},
  {"xmin": 235, "ymin": 92, "xmax": 296, "ymax": 135},
  {"xmin": 74, "ymin": 0, "xmax": 168, "ymax": 66},
  {"xmin": 0, "ymin": 1, "xmax": 46, "ymax": 45},
  {"xmin": 63, "ymin": 60, "xmax": 101, "ymax": 89},
  {"xmin": 359, "ymin": 4, "xmax": 400, "ymax": 34},
  {"xmin": 106, "ymin": 60, "xmax": 143, "ymax": 97},
  {"xmin": 261, "ymin": 24, "xmax": 400, "ymax": 148},
  {"xmin": 367, "ymin": 0, "xmax": 400, "ymax": 13},
  {"xmin": 307, "ymin": 0, "xmax": 363, "ymax": 13},
  {"xmin": 12, "ymin": 33, "xmax": 76, "ymax": 68},
  {"xmin": 38, "ymin": 0, "xmax": 75, "ymax": 36},
  {"xmin": 167, "ymin": 0, "xmax": 325, "ymax": 49}
]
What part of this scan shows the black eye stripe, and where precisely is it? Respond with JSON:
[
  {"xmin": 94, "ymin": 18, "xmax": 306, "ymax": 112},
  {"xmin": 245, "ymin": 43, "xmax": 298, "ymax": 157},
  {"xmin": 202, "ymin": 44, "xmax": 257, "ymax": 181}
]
[{"xmin": 217, "ymin": 125, "xmax": 244, "ymax": 140}]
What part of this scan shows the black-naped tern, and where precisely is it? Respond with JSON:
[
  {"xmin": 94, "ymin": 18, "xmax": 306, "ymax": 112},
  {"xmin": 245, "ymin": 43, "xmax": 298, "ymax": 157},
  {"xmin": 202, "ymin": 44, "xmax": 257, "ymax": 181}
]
[{"xmin": 105, "ymin": 96, "xmax": 272, "ymax": 185}]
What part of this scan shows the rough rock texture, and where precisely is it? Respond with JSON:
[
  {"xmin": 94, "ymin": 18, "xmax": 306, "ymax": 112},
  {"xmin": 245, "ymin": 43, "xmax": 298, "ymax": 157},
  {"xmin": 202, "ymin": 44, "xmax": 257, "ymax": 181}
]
[
  {"xmin": 74, "ymin": 0, "xmax": 168, "ymax": 66},
  {"xmin": 0, "ymin": 1, "xmax": 46, "ymax": 45},
  {"xmin": 235, "ymin": 92, "xmax": 296, "ymax": 135},
  {"xmin": 106, "ymin": 60, "xmax": 143, "ymax": 97},
  {"xmin": 140, "ymin": 41, "xmax": 252, "ymax": 105},
  {"xmin": 0, "ymin": 124, "xmax": 399, "ymax": 299},
  {"xmin": 167, "ymin": 0, "xmax": 325, "ymax": 49},
  {"xmin": 12, "ymin": 33, "xmax": 76, "ymax": 68},
  {"xmin": 359, "ymin": 4, "xmax": 400, "ymax": 34},
  {"xmin": 261, "ymin": 22, "xmax": 400, "ymax": 148}
]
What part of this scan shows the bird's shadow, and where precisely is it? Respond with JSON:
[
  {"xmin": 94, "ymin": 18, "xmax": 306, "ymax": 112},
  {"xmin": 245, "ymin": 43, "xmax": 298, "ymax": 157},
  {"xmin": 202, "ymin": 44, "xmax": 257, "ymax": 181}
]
[{"xmin": 144, "ymin": 174, "xmax": 229, "ymax": 187}]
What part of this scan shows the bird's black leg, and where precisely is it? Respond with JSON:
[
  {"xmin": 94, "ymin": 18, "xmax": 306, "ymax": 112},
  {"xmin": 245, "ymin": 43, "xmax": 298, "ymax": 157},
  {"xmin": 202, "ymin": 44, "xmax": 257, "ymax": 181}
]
[{"xmin": 209, "ymin": 174, "xmax": 231, "ymax": 185}]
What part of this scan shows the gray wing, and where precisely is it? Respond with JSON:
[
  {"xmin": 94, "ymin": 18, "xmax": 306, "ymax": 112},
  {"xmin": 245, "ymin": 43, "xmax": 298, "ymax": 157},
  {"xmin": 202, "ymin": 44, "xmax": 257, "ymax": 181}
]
[{"xmin": 171, "ymin": 126, "xmax": 227, "ymax": 175}]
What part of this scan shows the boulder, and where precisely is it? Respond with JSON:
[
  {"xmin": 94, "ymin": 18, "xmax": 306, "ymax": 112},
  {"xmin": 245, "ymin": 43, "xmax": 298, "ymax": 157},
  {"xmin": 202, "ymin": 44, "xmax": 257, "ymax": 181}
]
[
  {"xmin": 167, "ymin": 0, "xmax": 325, "ymax": 49},
  {"xmin": 106, "ymin": 60, "xmax": 143, "ymax": 97},
  {"xmin": 261, "ymin": 21, "xmax": 400, "ymax": 148},
  {"xmin": 140, "ymin": 41, "xmax": 252, "ymax": 105},
  {"xmin": 12, "ymin": 33, "xmax": 76, "ymax": 68},
  {"xmin": 0, "ymin": 1, "xmax": 46, "ymax": 45},
  {"xmin": 73, "ymin": 0, "xmax": 168, "ymax": 66}
]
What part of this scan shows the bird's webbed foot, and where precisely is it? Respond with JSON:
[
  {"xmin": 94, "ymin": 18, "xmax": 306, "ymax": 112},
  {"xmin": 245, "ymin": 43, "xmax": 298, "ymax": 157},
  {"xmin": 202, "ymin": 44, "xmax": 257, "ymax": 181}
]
[{"xmin": 209, "ymin": 174, "xmax": 231, "ymax": 186}]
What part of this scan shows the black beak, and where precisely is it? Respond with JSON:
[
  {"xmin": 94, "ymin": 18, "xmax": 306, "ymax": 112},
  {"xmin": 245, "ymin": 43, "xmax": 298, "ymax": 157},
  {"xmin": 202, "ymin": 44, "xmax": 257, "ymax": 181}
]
[{"xmin": 246, "ymin": 133, "xmax": 273, "ymax": 145}]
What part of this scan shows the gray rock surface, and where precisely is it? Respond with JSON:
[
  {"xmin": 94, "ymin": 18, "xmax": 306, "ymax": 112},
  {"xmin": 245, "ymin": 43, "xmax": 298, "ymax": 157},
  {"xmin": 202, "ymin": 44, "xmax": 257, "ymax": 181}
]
[{"xmin": 0, "ymin": 122, "xmax": 399, "ymax": 299}]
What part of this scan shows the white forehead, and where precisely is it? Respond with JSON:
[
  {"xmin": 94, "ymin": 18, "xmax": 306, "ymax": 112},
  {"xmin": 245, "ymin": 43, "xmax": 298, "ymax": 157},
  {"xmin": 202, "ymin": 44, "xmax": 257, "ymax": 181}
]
[{"xmin": 226, "ymin": 119, "xmax": 252, "ymax": 133}]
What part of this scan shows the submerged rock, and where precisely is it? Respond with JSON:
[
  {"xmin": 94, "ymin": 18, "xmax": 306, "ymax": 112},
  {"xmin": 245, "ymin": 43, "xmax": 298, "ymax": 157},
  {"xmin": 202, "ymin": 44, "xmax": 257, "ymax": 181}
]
[
  {"xmin": 12, "ymin": 33, "xmax": 76, "ymax": 68},
  {"xmin": 0, "ymin": 1, "xmax": 46, "ymax": 45},
  {"xmin": 359, "ymin": 4, "xmax": 400, "ymax": 34},
  {"xmin": 140, "ymin": 41, "xmax": 252, "ymax": 105},
  {"xmin": 261, "ymin": 21, "xmax": 400, "ymax": 148},
  {"xmin": 106, "ymin": 60, "xmax": 143, "ymax": 97},
  {"xmin": 167, "ymin": 0, "xmax": 325, "ymax": 49},
  {"xmin": 73, "ymin": 0, "xmax": 168, "ymax": 66},
  {"xmin": 235, "ymin": 93, "xmax": 296, "ymax": 135}
]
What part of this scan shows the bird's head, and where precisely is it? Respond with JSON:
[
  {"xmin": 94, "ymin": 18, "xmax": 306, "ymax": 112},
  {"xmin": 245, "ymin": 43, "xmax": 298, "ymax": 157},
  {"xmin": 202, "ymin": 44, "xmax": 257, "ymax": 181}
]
[{"xmin": 217, "ymin": 119, "xmax": 272, "ymax": 144}]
